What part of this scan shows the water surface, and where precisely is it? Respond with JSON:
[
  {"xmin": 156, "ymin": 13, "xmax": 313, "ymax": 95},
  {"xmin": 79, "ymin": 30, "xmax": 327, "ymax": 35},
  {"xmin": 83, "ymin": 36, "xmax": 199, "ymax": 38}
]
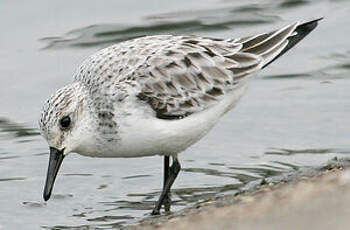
[{"xmin": 0, "ymin": 0, "xmax": 350, "ymax": 229}]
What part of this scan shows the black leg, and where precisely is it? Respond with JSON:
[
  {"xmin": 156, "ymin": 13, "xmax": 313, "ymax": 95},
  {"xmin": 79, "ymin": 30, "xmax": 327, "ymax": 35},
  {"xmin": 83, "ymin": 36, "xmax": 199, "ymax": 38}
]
[
  {"xmin": 163, "ymin": 156, "xmax": 171, "ymax": 212},
  {"xmin": 151, "ymin": 156, "xmax": 181, "ymax": 215}
]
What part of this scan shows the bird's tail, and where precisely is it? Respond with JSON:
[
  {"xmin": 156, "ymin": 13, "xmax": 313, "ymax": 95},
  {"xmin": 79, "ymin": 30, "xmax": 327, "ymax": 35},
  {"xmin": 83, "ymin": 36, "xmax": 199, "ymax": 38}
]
[{"xmin": 234, "ymin": 18, "xmax": 322, "ymax": 69}]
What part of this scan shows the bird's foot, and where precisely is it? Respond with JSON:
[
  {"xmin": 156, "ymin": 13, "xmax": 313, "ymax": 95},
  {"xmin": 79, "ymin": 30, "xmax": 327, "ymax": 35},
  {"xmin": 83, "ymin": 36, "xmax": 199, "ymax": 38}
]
[
  {"xmin": 151, "ymin": 194, "xmax": 171, "ymax": 216},
  {"xmin": 163, "ymin": 193, "xmax": 171, "ymax": 212},
  {"xmin": 151, "ymin": 209, "xmax": 161, "ymax": 216}
]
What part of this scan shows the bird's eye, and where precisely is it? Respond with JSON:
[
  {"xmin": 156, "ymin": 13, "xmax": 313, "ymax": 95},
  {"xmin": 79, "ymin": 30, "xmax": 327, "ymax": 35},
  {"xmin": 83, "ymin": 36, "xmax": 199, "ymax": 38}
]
[{"xmin": 59, "ymin": 116, "xmax": 71, "ymax": 128}]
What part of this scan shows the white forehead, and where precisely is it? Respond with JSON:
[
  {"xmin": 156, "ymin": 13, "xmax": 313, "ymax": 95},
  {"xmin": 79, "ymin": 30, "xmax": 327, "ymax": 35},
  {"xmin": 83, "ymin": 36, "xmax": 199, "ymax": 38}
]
[{"xmin": 39, "ymin": 82, "xmax": 82, "ymax": 138}]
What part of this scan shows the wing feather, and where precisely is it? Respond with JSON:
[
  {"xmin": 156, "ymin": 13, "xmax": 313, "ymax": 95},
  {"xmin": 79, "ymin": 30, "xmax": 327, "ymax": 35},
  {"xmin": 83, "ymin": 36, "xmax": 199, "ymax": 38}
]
[
  {"xmin": 72, "ymin": 19, "xmax": 320, "ymax": 119},
  {"xmin": 135, "ymin": 37, "xmax": 262, "ymax": 118}
]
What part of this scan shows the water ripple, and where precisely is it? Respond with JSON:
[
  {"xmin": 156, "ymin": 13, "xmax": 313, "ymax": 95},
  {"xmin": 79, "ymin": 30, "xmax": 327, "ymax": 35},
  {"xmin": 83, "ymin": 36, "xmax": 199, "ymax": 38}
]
[
  {"xmin": 0, "ymin": 118, "xmax": 39, "ymax": 138},
  {"xmin": 40, "ymin": 3, "xmax": 279, "ymax": 50},
  {"xmin": 0, "ymin": 177, "xmax": 26, "ymax": 182},
  {"xmin": 265, "ymin": 148, "xmax": 337, "ymax": 156}
]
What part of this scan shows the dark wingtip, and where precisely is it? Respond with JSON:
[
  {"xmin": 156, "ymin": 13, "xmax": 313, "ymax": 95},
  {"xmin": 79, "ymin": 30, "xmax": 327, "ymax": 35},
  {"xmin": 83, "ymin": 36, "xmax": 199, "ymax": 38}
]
[
  {"xmin": 297, "ymin": 17, "xmax": 323, "ymax": 34},
  {"xmin": 262, "ymin": 17, "xmax": 323, "ymax": 69}
]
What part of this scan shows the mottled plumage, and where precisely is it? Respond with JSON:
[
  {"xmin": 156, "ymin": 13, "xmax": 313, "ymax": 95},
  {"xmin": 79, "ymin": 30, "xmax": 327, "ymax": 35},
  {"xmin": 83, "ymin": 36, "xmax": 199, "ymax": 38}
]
[{"xmin": 39, "ymin": 19, "xmax": 321, "ymax": 213}]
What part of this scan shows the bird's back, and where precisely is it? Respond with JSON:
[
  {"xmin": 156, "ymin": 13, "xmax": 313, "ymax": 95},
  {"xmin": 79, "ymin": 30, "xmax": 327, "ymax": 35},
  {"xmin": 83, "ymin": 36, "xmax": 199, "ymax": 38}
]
[{"xmin": 73, "ymin": 19, "xmax": 320, "ymax": 120}]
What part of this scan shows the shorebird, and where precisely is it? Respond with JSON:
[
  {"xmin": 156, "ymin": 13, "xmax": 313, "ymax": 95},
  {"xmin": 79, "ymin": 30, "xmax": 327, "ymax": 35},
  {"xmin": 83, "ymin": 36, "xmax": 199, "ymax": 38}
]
[{"xmin": 39, "ymin": 18, "xmax": 321, "ymax": 215}]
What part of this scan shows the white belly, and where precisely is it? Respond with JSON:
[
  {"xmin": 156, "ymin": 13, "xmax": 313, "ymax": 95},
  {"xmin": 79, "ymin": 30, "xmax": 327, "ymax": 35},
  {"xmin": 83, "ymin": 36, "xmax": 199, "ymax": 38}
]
[
  {"xmin": 74, "ymin": 83, "xmax": 248, "ymax": 158},
  {"xmin": 98, "ymin": 84, "xmax": 248, "ymax": 158}
]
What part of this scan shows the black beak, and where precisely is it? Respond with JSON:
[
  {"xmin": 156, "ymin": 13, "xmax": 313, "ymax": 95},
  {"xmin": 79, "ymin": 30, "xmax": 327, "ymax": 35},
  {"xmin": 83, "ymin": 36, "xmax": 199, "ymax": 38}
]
[{"xmin": 43, "ymin": 147, "xmax": 65, "ymax": 201}]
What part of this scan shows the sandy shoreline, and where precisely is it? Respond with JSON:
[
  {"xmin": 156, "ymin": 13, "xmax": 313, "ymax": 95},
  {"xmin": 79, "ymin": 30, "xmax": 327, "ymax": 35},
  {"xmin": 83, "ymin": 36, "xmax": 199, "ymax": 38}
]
[{"xmin": 125, "ymin": 157, "xmax": 350, "ymax": 230}]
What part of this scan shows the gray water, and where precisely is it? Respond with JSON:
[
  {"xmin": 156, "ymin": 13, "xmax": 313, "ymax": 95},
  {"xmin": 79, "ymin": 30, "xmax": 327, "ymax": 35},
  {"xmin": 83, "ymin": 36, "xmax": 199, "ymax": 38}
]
[{"xmin": 1, "ymin": 0, "xmax": 350, "ymax": 229}]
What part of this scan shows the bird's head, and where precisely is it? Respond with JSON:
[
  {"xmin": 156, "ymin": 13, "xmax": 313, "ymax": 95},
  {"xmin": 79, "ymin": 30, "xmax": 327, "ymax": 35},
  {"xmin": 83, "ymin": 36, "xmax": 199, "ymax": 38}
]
[{"xmin": 39, "ymin": 82, "xmax": 94, "ymax": 201}]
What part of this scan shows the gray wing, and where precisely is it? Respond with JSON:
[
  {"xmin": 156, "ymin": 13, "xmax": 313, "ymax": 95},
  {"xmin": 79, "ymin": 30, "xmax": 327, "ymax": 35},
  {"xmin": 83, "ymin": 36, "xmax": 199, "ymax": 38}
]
[
  {"xmin": 136, "ymin": 19, "xmax": 321, "ymax": 119},
  {"xmin": 134, "ymin": 21, "xmax": 309, "ymax": 119},
  {"xmin": 134, "ymin": 36, "xmax": 263, "ymax": 119},
  {"xmin": 73, "ymin": 19, "xmax": 320, "ymax": 119}
]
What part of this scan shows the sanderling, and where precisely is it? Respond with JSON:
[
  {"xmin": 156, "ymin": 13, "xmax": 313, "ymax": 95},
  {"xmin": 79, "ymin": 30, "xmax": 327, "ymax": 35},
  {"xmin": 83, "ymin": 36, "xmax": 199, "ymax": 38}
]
[{"xmin": 39, "ymin": 18, "xmax": 321, "ymax": 215}]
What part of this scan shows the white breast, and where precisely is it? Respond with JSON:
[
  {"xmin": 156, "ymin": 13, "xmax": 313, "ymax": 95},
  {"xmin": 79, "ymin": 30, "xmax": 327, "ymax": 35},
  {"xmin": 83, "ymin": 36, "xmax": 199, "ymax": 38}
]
[{"xmin": 102, "ymin": 84, "xmax": 248, "ymax": 158}]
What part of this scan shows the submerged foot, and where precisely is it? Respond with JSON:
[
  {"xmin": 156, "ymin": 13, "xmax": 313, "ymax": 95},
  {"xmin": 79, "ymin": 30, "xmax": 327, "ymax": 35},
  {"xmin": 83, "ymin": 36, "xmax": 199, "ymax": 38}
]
[
  {"xmin": 151, "ymin": 209, "xmax": 160, "ymax": 216},
  {"xmin": 151, "ymin": 193, "xmax": 171, "ymax": 215},
  {"xmin": 163, "ymin": 193, "xmax": 171, "ymax": 212}
]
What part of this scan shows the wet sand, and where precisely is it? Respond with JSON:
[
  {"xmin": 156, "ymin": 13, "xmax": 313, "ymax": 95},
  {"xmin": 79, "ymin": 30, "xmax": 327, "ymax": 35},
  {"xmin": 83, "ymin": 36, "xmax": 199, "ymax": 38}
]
[{"xmin": 126, "ymin": 158, "xmax": 350, "ymax": 230}]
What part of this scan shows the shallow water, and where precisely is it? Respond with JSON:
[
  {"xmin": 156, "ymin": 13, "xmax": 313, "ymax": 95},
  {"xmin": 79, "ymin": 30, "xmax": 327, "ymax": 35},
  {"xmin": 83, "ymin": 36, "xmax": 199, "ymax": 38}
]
[{"xmin": 1, "ymin": 0, "xmax": 350, "ymax": 229}]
